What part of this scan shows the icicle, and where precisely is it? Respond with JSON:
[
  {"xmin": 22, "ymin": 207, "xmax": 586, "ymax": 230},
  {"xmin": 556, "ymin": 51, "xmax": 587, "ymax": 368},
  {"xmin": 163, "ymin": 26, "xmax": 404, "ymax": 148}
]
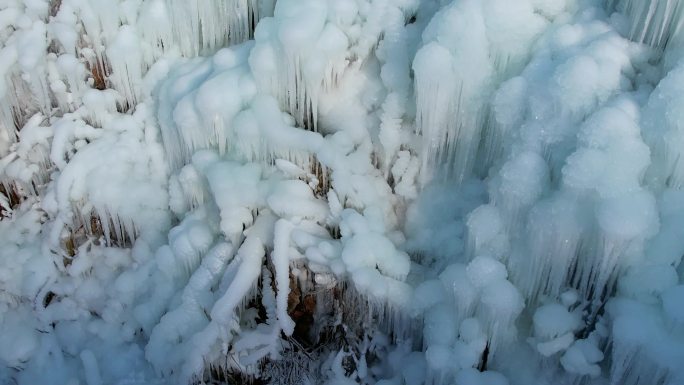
[
  {"xmin": 559, "ymin": 99, "xmax": 657, "ymax": 304},
  {"xmin": 341, "ymin": 282, "xmax": 414, "ymax": 342},
  {"xmin": 272, "ymin": 219, "xmax": 296, "ymax": 336},
  {"xmin": 73, "ymin": 0, "xmax": 123, "ymax": 75},
  {"xmin": 376, "ymin": 5, "xmax": 414, "ymax": 178},
  {"xmin": 163, "ymin": 0, "xmax": 271, "ymax": 58},
  {"xmin": 511, "ymin": 195, "xmax": 584, "ymax": 302},
  {"xmin": 468, "ymin": 10, "xmax": 646, "ymax": 319},
  {"xmin": 0, "ymin": 104, "xmax": 15, "ymax": 157},
  {"xmin": 137, "ymin": 0, "xmax": 174, "ymax": 65},
  {"xmin": 413, "ymin": 0, "xmax": 548, "ymax": 185},
  {"xmin": 490, "ymin": 151, "xmax": 549, "ymax": 233},
  {"xmin": 80, "ymin": 88, "xmax": 119, "ymax": 127},
  {"xmin": 106, "ymin": 25, "xmax": 142, "ymax": 106},
  {"xmin": 156, "ymin": 49, "xmax": 327, "ymax": 170},
  {"xmin": 168, "ymin": 218, "xmax": 214, "ymax": 276},
  {"xmin": 0, "ymin": 113, "xmax": 51, "ymax": 202},
  {"xmin": 607, "ymin": 298, "xmax": 673, "ymax": 385},
  {"xmin": 475, "ymin": 279, "xmax": 524, "ymax": 354},
  {"xmin": 581, "ymin": 192, "xmax": 657, "ymax": 303},
  {"xmin": 250, "ymin": 0, "xmax": 393, "ymax": 131},
  {"xmin": 156, "ymin": 57, "xmax": 214, "ymax": 168},
  {"xmin": 0, "ymin": 20, "xmax": 51, "ymax": 136},
  {"xmin": 230, "ymin": 268, "xmax": 282, "ymax": 369},
  {"xmin": 413, "ymin": 40, "xmax": 475, "ymax": 185},
  {"xmin": 439, "ymin": 264, "xmax": 478, "ymax": 322},
  {"xmin": 427, "ymin": 258, "xmax": 522, "ymax": 370},
  {"xmin": 642, "ymin": 62, "xmax": 684, "ymax": 189},
  {"xmin": 606, "ymin": 0, "xmax": 684, "ymax": 52},
  {"xmin": 475, "ymin": 76, "xmax": 528, "ymax": 176},
  {"xmin": 465, "ymin": 204, "xmax": 509, "ymax": 261},
  {"xmin": 249, "ymin": 11, "xmax": 324, "ymax": 131}
]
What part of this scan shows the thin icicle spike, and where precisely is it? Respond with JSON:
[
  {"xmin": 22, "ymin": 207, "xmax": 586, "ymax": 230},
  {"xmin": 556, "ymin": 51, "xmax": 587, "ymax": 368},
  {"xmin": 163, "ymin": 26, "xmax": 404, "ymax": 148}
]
[
  {"xmin": 512, "ymin": 195, "xmax": 583, "ymax": 302},
  {"xmin": 163, "ymin": 0, "xmax": 269, "ymax": 57},
  {"xmin": 607, "ymin": 0, "xmax": 684, "ymax": 51}
]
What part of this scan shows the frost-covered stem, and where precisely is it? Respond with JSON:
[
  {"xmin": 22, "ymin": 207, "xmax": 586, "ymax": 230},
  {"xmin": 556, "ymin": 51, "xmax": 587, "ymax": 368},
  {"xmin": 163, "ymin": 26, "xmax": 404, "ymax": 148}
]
[{"xmin": 273, "ymin": 219, "xmax": 296, "ymax": 336}]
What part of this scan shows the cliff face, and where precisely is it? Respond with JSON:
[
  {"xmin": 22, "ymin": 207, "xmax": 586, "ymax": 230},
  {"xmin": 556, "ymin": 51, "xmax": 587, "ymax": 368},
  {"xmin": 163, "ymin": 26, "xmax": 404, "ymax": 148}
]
[{"xmin": 1, "ymin": 1, "xmax": 684, "ymax": 384}]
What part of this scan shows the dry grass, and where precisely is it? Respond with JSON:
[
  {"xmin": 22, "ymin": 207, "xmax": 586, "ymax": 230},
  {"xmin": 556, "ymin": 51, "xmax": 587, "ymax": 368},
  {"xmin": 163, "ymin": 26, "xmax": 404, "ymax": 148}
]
[
  {"xmin": 89, "ymin": 60, "xmax": 108, "ymax": 91},
  {"xmin": 49, "ymin": 0, "xmax": 62, "ymax": 17},
  {"xmin": 308, "ymin": 156, "xmax": 330, "ymax": 198},
  {"xmin": 0, "ymin": 183, "xmax": 21, "ymax": 218}
]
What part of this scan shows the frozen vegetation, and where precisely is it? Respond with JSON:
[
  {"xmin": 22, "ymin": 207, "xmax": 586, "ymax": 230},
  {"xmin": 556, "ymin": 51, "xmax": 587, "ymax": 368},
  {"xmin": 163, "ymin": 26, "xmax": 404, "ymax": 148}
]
[{"xmin": 1, "ymin": 0, "xmax": 684, "ymax": 384}]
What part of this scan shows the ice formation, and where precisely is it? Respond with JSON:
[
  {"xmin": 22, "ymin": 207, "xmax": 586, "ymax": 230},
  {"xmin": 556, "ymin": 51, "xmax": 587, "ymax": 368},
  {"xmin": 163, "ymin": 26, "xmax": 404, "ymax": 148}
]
[{"xmin": 2, "ymin": 0, "xmax": 684, "ymax": 385}]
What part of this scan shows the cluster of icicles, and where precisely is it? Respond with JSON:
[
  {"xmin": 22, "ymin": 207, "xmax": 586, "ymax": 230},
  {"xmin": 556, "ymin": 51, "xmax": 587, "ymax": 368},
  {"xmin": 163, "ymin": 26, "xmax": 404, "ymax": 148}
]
[{"xmin": 2, "ymin": 0, "xmax": 684, "ymax": 384}]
